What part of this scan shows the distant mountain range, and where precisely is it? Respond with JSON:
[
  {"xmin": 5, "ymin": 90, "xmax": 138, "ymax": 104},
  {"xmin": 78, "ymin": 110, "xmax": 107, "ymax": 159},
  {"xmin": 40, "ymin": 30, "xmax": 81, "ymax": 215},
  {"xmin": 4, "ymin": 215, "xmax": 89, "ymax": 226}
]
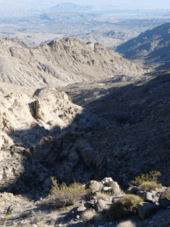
[
  {"xmin": 116, "ymin": 22, "xmax": 170, "ymax": 69},
  {"xmin": 50, "ymin": 2, "xmax": 93, "ymax": 12}
]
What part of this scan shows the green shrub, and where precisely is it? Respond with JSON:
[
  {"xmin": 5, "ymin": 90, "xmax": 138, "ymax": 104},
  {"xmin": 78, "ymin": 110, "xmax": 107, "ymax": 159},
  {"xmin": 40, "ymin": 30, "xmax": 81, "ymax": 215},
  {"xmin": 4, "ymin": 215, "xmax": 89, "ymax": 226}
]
[
  {"xmin": 110, "ymin": 194, "xmax": 143, "ymax": 219},
  {"xmin": 132, "ymin": 171, "xmax": 161, "ymax": 191},
  {"xmin": 165, "ymin": 194, "xmax": 170, "ymax": 199},
  {"xmin": 47, "ymin": 177, "xmax": 91, "ymax": 208},
  {"xmin": 6, "ymin": 210, "xmax": 12, "ymax": 216},
  {"xmin": 141, "ymin": 181, "xmax": 161, "ymax": 191}
]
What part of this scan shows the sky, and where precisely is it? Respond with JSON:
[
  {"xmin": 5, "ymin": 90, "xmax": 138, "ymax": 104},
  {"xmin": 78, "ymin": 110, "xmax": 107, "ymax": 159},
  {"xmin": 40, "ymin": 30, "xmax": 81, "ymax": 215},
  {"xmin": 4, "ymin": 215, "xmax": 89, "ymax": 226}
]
[
  {"xmin": 0, "ymin": 0, "xmax": 169, "ymax": 15},
  {"xmin": 0, "ymin": 0, "xmax": 169, "ymax": 9},
  {"xmin": 69, "ymin": 0, "xmax": 170, "ymax": 10}
]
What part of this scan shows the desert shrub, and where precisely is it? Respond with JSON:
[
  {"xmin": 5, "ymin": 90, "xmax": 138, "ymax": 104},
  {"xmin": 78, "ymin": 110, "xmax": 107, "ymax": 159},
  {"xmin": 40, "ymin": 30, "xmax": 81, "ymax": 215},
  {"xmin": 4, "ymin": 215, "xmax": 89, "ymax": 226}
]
[
  {"xmin": 81, "ymin": 209, "xmax": 97, "ymax": 223},
  {"xmin": 110, "ymin": 194, "xmax": 143, "ymax": 219},
  {"xmin": 6, "ymin": 209, "xmax": 12, "ymax": 216},
  {"xmin": 132, "ymin": 171, "xmax": 161, "ymax": 191},
  {"xmin": 141, "ymin": 181, "xmax": 161, "ymax": 191},
  {"xmin": 165, "ymin": 193, "xmax": 170, "ymax": 200},
  {"xmin": 47, "ymin": 177, "xmax": 91, "ymax": 208},
  {"xmin": 95, "ymin": 192, "xmax": 108, "ymax": 201}
]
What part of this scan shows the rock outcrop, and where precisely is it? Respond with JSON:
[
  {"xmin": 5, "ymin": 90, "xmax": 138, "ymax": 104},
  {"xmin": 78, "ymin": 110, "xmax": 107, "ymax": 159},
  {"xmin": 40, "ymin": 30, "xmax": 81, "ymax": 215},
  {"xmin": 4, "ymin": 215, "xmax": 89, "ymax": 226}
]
[{"xmin": 0, "ymin": 38, "xmax": 145, "ymax": 88}]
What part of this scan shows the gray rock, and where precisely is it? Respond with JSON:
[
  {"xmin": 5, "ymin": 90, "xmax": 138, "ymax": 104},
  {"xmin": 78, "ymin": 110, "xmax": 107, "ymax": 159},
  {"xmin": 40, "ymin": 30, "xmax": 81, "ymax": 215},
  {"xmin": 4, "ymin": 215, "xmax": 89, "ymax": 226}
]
[
  {"xmin": 137, "ymin": 202, "xmax": 160, "ymax": 219},
  {"xmin": 77, "ymin": 204, "xmax": 86, "ymax": 212},
  {"xmin": 159, "ymin": 188, "xmax": 170, "ymax": 208},
  {"xmin": 86, "ymin": 180, "xmax": 103, "ymax": 193},
  {"xmin": 102, "ymin": 186, "xmax": 113, "ymax": 193},
  {"xmin": 101, "ymin": 178, "xmax": 121, "ymax": 195},
  {"xmin": 101, "ymin": 177, "xmax": 113, "ymax": 185},
  {"xmin": 145, "ymin": 192, "xmax": 154, "ymax": 202},
  {"xmin": 94, "ymin": 198, "xmax": 108, "ymax": 211}
]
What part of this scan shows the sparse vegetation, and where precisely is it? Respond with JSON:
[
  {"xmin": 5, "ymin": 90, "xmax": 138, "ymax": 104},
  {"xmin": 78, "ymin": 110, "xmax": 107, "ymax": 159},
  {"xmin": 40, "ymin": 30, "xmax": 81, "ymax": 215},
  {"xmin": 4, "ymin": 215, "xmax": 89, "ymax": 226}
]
[
  {"xmin": 47, "ymin": 177, "xmax": 91, "ymax": 208},
  {"xmin": 110, "ymin": 194, "xmax": 143, "ymax": 219},
  {"xmin": 6, "ymin": 209, "xmax": 12, "ymax": 216},
  {"xmin": 95, "ymin": 192, "xmax": 108, "ymax": 201},
  {"xmin": 165, "ymin": 194, "xmax": 170, "ymax": 199},
  {"xmin": 132, "ymin": 171, "xmax": 161, "ymax": 191},
  {"xmin": 81, "ymin": 209, "xmax": 97, "ymax": 223},
  {"xmin": 0, "ymin": 218, "xmax": 5, "ymax": 225}
]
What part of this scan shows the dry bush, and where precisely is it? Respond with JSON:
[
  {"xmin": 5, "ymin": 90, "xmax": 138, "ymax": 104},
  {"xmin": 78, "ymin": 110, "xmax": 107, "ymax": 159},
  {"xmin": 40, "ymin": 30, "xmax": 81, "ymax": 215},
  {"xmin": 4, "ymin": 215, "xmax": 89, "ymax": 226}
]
[
  {"xmin": 110, "ymin": 194, "xmax": 143, "ymax": 219},
  {"xmin": 44, "ymin": 177, "xmax": 91, "ymax": 208},
  {"xmin": 81, "ymin": 209, "xmax": 97, "ymax": 223},
  {"xmin": 132, "ymin": 171, "xmax": 161, "ymax": 191},
  {"xmin": 95, "ymin": 192, "xmax": 108, "ymax": 201},
  {"xmin": 141, "ymin": 181, "xmax": 161, "ymax": 191},
  {"xmin": 116, "ymin": 220, "xmax": 136, "ymax": 227}
]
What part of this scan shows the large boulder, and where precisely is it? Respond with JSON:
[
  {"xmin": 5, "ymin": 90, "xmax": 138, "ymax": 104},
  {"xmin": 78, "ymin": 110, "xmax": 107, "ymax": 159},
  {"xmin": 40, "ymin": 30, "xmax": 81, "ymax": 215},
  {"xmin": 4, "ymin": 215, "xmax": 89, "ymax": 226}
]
[
  {"xmin": 159, "ymin": 188, "xmax": 170, "ymax": 208},
  {"xmin": 86, "ymin": 180, "xmax": 103, "ymax": 194},
  {"xmin": 101, "ymin": 177, "xmax": 121, "ymax": 195},
  {"xmin": 137, "ymin": 202, "xmax": 160, "ymax": 219}
]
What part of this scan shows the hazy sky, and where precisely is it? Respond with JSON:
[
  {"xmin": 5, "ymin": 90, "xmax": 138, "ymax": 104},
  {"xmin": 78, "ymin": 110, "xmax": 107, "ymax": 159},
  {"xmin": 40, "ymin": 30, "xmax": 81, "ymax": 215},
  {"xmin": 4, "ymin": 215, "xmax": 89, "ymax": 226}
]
[
  {"xmin": 69, "ymin": 0, "xmax": 170, "ymax": 10},
  {"xmin": 0, "ymin": 0, "xmax": 169, "ymax": 10}
]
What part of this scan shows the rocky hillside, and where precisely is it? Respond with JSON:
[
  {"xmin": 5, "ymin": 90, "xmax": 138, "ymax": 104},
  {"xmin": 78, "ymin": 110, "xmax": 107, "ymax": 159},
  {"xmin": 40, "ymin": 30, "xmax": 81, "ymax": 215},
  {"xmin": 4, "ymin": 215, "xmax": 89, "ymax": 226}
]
[
  {"xmin": 0, "ymin": 38, "xmax": 145, "ymax": 88},
  {"xmin": 0, "ymin": 71, "xmax": 170, "ymax": 226},
  {"xmin": 1, "ymin": 36, "xmax": 170, "ymax": 226},
  {"xmin": 116, "ymin": 22, "xmax": 170, "ymax": 68}
]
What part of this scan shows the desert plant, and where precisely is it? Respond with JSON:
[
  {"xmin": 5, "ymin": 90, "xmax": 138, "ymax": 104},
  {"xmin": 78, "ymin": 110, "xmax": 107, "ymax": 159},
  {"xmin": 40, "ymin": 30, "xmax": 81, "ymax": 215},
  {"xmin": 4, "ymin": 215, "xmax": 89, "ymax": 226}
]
[
  {"xmin": 6, "ymin": 209, "xmax": 12, "ymax": 216},
  {"xmin": 132, "ymin": 171, "xmax": 161, "ymax": 191},
  {"xmin": 141, "ymin": 181, "xmax": 161, "ymax": 191},
  {"xmin": 47, "ymin": 177, "xmax": 91, "ymax": 208},
  {"xmin": 81, "ymin": 209, "xmax": 97, "ymax": 223},
  {"xmin": 95, "ymin": 192, "xmax": 108, "ymax": 201},
  {"xmin": 110, "ymin": 194, "xmax": 143, "ymax": 219}
]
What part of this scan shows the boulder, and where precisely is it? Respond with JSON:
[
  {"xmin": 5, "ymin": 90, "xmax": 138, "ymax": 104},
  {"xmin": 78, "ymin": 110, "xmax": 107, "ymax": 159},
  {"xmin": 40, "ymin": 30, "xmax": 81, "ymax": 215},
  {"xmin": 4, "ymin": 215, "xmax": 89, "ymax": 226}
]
[
  {"xmin": 94, "ymin": 198, "xmax": 108, "ymax": 211},
  {"xmin": 159, "ymin": 188, "xmax": 170, "ymax": 208},
  {"xmin": 116, "ymin": 220, "xmax": 136, "ymax": 227},
  {"xmin": 102, "ymin": 187, "xmax": 114, "ymax": 193},
  {"xmin": 145, "ymin": 192, "xmax": 154, "ymax": 203},
  {"xmin": 101, "ymin": 177, "xmax": 113, "ymax": 185},
  {"xmin": 137, "ymin": 202, "xmax": 160, "ymax": 219},
  {"xmin": 102, "ymin": 181, "xmax": 121, "ymax": 195},
  {"xmin": 86, "ymin": 180, "xmax": 103, "ymax": 193},
  {"xmin": 76, "ymin": 204, "xmax": 86, "ymax": 212}
]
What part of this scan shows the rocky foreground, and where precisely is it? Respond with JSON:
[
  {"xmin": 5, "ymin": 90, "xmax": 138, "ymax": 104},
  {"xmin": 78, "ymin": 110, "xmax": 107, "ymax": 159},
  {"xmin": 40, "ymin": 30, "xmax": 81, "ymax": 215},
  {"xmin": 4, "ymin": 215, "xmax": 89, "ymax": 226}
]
[{"xmin": 1, "ymin": 176, "xmax": 170, "ymax": 227}]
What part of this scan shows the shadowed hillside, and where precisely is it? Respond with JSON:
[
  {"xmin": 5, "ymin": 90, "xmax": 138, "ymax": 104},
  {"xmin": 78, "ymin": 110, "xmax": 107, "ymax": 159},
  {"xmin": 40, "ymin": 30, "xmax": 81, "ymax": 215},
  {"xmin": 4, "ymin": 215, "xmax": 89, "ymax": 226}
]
[
  {"xmin": 0, "ymin": 72, "xmax": 170, "ymax": 200},
  {"xmin": 116, "ymin": 22, "xmax": 170, "ymax": 69}
]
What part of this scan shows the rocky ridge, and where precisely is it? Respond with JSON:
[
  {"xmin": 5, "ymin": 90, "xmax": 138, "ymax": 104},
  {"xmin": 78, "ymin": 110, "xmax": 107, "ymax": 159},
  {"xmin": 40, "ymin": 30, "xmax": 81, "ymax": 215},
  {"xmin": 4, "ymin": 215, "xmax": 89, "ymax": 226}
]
[
  {"xmin": 116, "ymin": 22, "xmax": 170, "ymax": 69},
  {"xmin": 0, "ymin": 38, "xmax": 145, "ymax": 88}
]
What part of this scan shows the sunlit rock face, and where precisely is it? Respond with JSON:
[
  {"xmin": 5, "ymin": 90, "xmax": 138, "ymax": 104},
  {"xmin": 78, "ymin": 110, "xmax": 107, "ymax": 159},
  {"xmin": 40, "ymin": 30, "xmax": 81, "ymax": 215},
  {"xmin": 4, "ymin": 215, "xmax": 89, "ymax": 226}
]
[{"xmin": 0, "ymin": 38, "xmax": 145, "ymax": 88}]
